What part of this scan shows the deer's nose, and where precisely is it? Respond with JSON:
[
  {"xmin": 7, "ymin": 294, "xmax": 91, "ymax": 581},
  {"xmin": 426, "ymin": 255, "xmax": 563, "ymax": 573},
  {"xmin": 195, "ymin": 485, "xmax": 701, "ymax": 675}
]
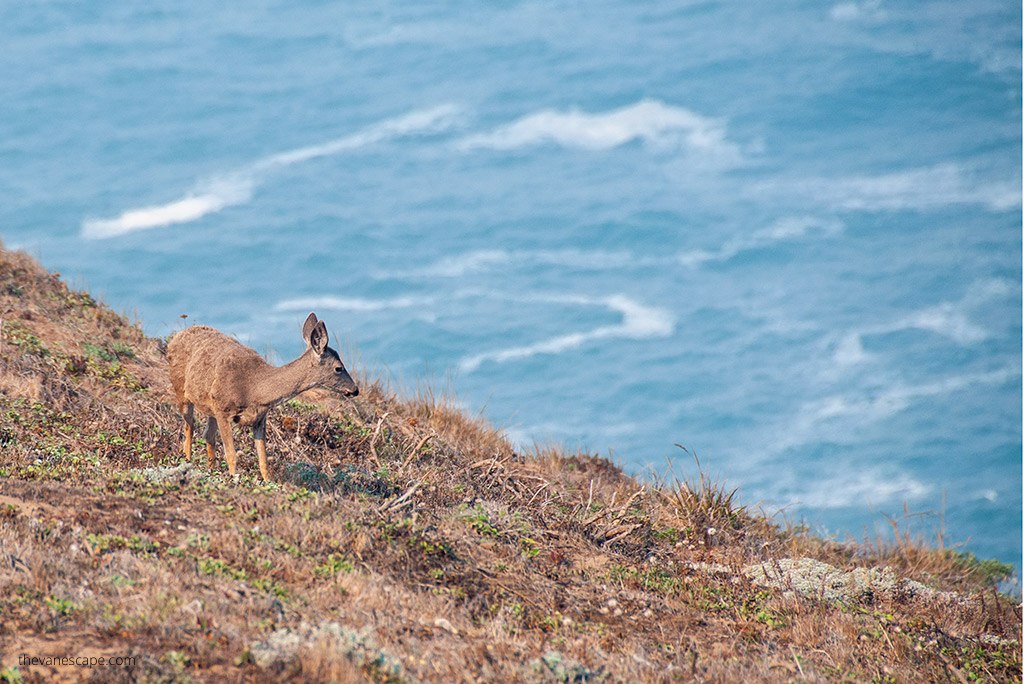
[{"xmin": 347, "ymin": 386, "xmax": 359, "ymax": 397}]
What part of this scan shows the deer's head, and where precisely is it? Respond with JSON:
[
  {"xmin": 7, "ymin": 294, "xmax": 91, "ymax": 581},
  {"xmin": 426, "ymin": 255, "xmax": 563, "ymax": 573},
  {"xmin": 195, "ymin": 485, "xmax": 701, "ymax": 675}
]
[{"xmin": 302, "ymin": 312, "xmax": 359, "ymax": 397}]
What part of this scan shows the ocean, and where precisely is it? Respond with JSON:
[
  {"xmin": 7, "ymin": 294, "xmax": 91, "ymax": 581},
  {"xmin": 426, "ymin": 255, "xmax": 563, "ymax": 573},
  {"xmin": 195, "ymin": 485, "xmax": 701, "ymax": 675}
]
[{"xmin": 2, "ymin": 1, "xmax": 1021, "ymax": 572}]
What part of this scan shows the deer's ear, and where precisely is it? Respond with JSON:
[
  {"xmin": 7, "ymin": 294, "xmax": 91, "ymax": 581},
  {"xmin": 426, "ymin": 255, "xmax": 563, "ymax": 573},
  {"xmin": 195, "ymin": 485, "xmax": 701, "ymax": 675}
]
[
  {"xmin": 309, "ymin": 320, "xmax": 329, "ymax": 355},
  {"xmin": 302, "ymin": 313, "xmax": 319, "ymax": 344}
]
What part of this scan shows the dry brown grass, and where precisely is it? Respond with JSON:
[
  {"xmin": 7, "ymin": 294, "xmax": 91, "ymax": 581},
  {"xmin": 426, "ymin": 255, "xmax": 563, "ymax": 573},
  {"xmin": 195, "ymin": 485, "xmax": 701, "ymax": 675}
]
[{"xmin": 0, "ymin": 242, "xmax": 1019, "ymax": 683}]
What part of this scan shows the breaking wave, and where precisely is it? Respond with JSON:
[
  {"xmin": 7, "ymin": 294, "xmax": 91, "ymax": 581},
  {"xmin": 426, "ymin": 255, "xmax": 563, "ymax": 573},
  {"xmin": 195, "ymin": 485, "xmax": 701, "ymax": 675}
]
[
  {"xmin": 678, "ymin": 216, "xmax": 844, "ymax": 267},
  {"xmin": 82, "ymin": 105, "xmax": 462, "ymax": 239},
  {"xmin": 460, "ymin": 294, "xmax": 675, "ymax": 373},
  {"xmin": 457, "ymin": 99, "xmax": 742, "ymax": 164}
]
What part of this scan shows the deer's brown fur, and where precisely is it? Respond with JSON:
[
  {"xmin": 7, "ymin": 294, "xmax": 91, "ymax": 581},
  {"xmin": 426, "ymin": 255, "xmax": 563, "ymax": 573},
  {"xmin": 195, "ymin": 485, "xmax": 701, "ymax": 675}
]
[{"xmin": 168, "ymin": 313, "xmax": 358, "ymax": 480}]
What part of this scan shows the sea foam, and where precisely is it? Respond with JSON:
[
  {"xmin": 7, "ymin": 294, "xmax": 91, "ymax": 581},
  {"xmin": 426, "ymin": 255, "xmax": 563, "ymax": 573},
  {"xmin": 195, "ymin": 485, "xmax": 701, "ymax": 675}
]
[
  {"xmin": 274, "ymin": 295, "xmax": 427, "ymax": 312},
  {"xmin": 81, "ymin": 104, "xmax": 462, "ymax": 239},
  {"xmin": 787, "ymin": 469, "xmax": 930, "ymax": 508},
  {"xmin": 458, "ymin": 99, "xmax": 740, "ymax": 162},
  {"xmin": 788, "ymin": 367, "xmax": 1020, "ymax": 451},
  {"xmin": 678, "ymin": 216, "xmax": 843, "ymax": 267},
  {"xmin": 82, "ymin": 175, "xmax": 255, "ymax": 239},
  {"xmin": 409, "ymin": 248, "xmax": 653, "ymax": 279},
  {"xmin": 460, "ymin": 294, "xmax": 674, "ymax": 373},
  {"xmin": 759, "ymin": 163, "xmax": 1022, "ymax": 213},
  {"xmin": 862, "ymin": 279, "xmax": 1014, "ymax": 346}
]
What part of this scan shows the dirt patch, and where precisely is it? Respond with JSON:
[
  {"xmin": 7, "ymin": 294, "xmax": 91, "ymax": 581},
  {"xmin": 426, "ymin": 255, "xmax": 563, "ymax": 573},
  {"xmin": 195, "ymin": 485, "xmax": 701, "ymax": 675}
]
[{"xmin": 0, "ymin": 494, "xmax": 59, "ymax": 519}]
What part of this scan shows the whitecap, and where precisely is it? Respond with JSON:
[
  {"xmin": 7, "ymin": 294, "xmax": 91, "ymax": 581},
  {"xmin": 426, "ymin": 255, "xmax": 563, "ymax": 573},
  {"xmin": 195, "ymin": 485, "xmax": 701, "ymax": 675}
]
[
  {"xmin": 768, "ymin": 366, "xmax": 1020, "ymax": 457},
  {"xmin": 408, "ymin": 248, "xmax": 657, "ymax": 279},
  {"xmin": 849, "ymin": 278, "xmax": 1017, "ymax": 350},
  {"xmin": 416, "ymin": 250, "xmax": 511, "ymax": 278},
  {"xmin": 820, "ymin": 368, "xmax": 1018, "ymax": 422},
  {"xmin": 81, "ymin": 174, "xmax": 255, "ymax": 239},
  {"xmin": 833, "ymin": 332, "xmax": 871, "ymax": 366},
  {"xmin": 978, "ymin": 489, "xmax": 999, "ymax": 503},
  {"xmin": 254, "ymin": 104, "xmax": 462, "ymax": 171},
  {"xmin": 830, "ymin": 0, "xmax": 886, "ymax": 22},
  {"xmin": 81, "ymin": 104, "xmax": 462, "ymax": 239},
  {"xmin": 964, "ymin": 277, "xmax": 1015, "ymax": 303},
  {"xmin": 761, "ymin": 163, "xmax": 1022, "ymax": 212},
  {"xmin": 785, "ymin": 470, "xmax": 930, "ymax": 509},
  {"xmin": 898, "ymin": 304, "xmax": 989, "ymax": 345},
  {"xmin": 459, "ymin": 294, "xmax": 675, "ymax": 373},
  {"xmin": 458, "ymin": 99, "xmax": 741, "ymax": 164},
  {"xmin": 677, "ymin": 216, "xmax": 843, "ymax": 267},
  {"xmin": 273, "ymin": 295, "xmax": 427, "ymax": 312}
]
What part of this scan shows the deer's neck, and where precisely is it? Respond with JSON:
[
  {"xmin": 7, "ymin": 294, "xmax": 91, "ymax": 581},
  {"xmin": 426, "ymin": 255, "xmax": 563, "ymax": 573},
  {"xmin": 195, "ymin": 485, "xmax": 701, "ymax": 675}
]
[{"xmin": 250, "ymin": 353, "xmax": 316, "ymax": 410}]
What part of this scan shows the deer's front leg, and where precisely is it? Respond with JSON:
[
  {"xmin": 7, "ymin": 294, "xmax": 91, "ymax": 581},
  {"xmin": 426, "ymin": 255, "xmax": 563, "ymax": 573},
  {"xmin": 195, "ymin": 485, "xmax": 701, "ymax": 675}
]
[
  {"xmin": 254, "ymin": 415, "xmax": 269, "ymax": 482},
  {"xmin": 218, "ymin": 415, "xmax": 239, "ymax": 478}
]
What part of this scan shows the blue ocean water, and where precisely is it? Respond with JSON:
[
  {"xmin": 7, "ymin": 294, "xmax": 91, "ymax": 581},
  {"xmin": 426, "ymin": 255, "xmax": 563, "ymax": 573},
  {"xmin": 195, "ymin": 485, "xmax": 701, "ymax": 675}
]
[{"xmin": 2, "ymin": 2, "xmax": 1020, "ymax": 570}]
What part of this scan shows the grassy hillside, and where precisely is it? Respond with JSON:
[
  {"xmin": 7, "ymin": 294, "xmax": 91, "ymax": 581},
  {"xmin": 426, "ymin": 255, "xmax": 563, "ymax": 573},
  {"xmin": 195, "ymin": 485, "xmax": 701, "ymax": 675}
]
[{"xmin": 0, "ymin": 242, "xmax": 1019, "ymax": 683}]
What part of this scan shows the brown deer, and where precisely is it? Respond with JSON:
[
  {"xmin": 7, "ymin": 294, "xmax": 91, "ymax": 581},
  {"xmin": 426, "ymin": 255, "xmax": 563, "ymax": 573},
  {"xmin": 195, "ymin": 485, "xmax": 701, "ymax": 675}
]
[{"xmin": 168, "ymin": 312, "xmax": 358, "ymax": 481}]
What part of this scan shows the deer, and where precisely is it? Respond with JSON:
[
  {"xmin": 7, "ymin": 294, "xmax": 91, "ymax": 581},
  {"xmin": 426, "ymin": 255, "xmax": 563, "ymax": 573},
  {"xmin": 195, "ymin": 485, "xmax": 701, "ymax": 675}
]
[{"xmin": 167, "ymin": 312, "xmax": 358, "ymax": 481}]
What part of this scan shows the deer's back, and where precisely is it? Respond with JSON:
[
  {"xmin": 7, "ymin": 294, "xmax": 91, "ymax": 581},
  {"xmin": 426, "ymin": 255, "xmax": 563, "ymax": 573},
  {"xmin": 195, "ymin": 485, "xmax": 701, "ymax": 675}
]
[{"xmin": 168, "ymin": 326, "xmax": 267, "ymax": 413}]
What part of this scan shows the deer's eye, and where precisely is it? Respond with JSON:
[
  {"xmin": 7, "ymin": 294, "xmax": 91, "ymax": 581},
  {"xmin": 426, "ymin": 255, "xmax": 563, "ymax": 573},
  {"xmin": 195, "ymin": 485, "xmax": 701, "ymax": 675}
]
[{"xmin": 334, "ymin": 367, "xmax": 344, "ymax": 374}]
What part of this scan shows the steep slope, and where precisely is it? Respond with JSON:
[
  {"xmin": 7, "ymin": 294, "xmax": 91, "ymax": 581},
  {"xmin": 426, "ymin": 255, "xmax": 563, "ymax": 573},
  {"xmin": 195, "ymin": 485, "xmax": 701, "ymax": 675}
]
[{"xmin": 0, "ymin": 243, "xmax": 1018, "ymax": 683}]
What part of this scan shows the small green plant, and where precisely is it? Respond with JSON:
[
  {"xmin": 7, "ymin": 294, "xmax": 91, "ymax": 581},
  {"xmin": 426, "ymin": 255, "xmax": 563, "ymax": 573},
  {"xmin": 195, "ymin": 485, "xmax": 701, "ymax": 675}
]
[
  {"xmin": 314, "ymin": 553, "xmax": 355, "ymax": 577},
  {"xmin": 284, "ymin": 399, "xmax": 319, "ymax": 413},
  {"xmin": 44, "ymin": 596, "xmax": 78, "ymax": 616},
  {"xmin": 520, "ymin": 537, "xmax": 540, "ymax": 557},
  {"xmin": 198, "ymin": 557, "xmax": 248, "ymax": 581},
  {"xmin": 0, "ymin": 666, "xmax": 23, "ymax": 684},
  {"xmin": 948, "ymin": 551, "xmax": 1016, "ymax": 585},
  {"xmin": 162, "ymin": 650, "xmax": 190, "ymax": 676},
  {"xmin": 109, "ymin": 574, "xmax": 138, "ymax": 588},
  {"xmin": 184, "ymin": 533, "xmax": 210, "ymax": 551},
  {"xmin": 462, "ymin": 505, "xmax": 499, "ymax": 537},
  {"xmin": 286, "ymin": 488, "xmax": 313, "ymax": 503}
]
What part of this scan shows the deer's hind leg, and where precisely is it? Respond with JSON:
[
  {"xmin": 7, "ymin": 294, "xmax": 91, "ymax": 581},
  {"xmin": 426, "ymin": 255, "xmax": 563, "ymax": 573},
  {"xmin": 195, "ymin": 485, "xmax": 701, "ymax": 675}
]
[
  {"xmin": 203, "ymin": 417, "xmax": 219, "ymax": 470},
  {"xmin": 180, "ymin": 403, "xmax": 195, "ymax": 461}
]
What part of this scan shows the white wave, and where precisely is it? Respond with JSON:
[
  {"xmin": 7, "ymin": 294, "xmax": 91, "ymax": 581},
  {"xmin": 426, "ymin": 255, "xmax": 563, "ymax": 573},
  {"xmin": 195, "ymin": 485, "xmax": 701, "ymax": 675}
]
[
  {"xmin": 678, "ymin": 216, "xmax": 843, "ymax": 267},
  {"xmin": 458, "ymin": 99, "xmax": 741, "ymax": 162},
  {"xmin": 833, "ymin": 2, "xmax": 1020, "ymax": 76},
  {"xmin": 815, "ymin": 367, "xmax": 1019, "ymax": 423},
  {"xmin": 82, "ymin": 174, "xmax": 255, "ymax": 239},
  {"xmin": 962, "ymin": 277, "xmax": 1016, "ymax": 304},
  {"xmin": 787, "ymin": 470, "xmax": 929, "ymax": 509},
  {"xmin": 274, "ymin": 295, "xmax": 427, "ymax": 312},
  {"xmin": 830, "ymin": 0, "xmax": 886, "ymax": 22},
  {"xmin": 410, "ymin": 248, "xmax": 655, "ymax": 278},
  {"xmin": 766, "ymin": 163, "xmax": 1021, "ymax": 212},
  {"xmin": 459, "ymin": 294, "xmax": 675, "ymax": 373},
  {"xmin": 769, "ymin": 366, "xmax": 1020, "ymax": 458},
  {"xmin": 977, "ymin": 489, "xmax": 999, "ymax": 503},
  {"xmin": 81, "ymin": 104, "xmax": 462, "ymax": 239},
  {"xmin": 254, "ymin": 104, "xmax": 462, "ymax": 171},
  {"xmin": 833, "ymin": 278, "xmax": 1015, "ymax": 360},
  {"xmin": 898, "ymin": 304, "xmax": 989, "ymax": 345},
  {"xmin": 871, "ymin": 279, "xmax": 1015, "ymax": 346},
  {"xmin": 417, "ymin": 250, "xmax": 512, "ymax": 278},
  {"xmin": 833, "ymin": 332, "xmax": 871, "ymax": 367}
]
